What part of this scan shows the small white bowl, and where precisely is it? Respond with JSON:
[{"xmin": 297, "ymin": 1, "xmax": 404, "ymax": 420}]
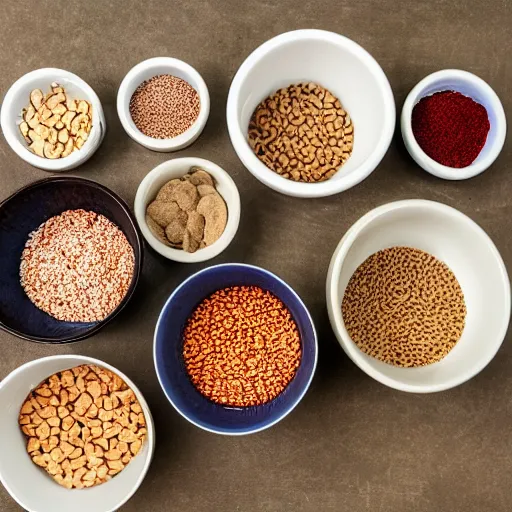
[
  {"xmin": 0, "ymin": 68, "xmax": 106, "ymax": 172},
  {"xmin": 134, "ymin": 157, "xmax": 240, "ymax": 263},
  {"xmin": 401, "ymin": 69, "xmax": 507, "ymax": 180},
  {"xmin": 0, "ymin": 355, "xmax": 155, "ymax": 512},
  {"xmin": 227, "ymin": 29, "xmax": 395, "ymax": 198},
  {"xmin": 117, "ymin": 57, "xmax": 210, "ymax": 152},
  {"xmin": 326, "ymin": 200, "xmax": 510, "ymax": 393}
]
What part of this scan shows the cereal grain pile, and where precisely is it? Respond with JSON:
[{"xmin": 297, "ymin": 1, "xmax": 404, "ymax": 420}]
[
  {"xmin": 248, "ymin": 82, "xmax": 353, "ymax": 182},
  {"xmin": 129, "ymin": 74, "xmax": 200, "ymax": 139},
  {"xmin": 342, "ymin": 247, "xmax": 466, "ymax": 367},
  {"xmin": 20, "ymin": 209, "xmax": 135, "ymax": 322},
  {"xmin": 19, "ymin": 364, "xmax": 146, "ymax": 489},
  {"xmin": 183, "ymin": 286, "xmax": 302, "ymax": 407}
]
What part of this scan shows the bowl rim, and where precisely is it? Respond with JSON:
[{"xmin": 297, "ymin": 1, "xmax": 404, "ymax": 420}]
[
  {"xmin": 400, "ymin": 69, "xmax": 507, "ymax": 180},
  {"xmin": 153, "ymin": 262, "xmax": 318, "ymax": 435},
  {"xmin": 0, "ymin": 176, "xmax": 144, "ymax": 344},
  {"xmin": 0, "ymin": 354, "xmax": 155, "ymax": 512},
  {"xmin": 0, "ymin": 67, "xmax": 105, "ymax": 172},
  {"xmin": 134, "ymin": 157, "xmax": 241, "ymax": 263},
  {"xmin": 226, "ymin": 29, "xmax": 396, "ymax": 198},
  {"xmin": 116, "ymin": 57, "xmax": 210, "ymax": 152},
  {"xmin": 326, "ymin": 199, "xmax": 511, "ymax": 393}
]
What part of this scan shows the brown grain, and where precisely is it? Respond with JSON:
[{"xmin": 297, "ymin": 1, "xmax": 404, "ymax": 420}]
[
  {"xmin": 342, "ymin": 247, "xmax": 466, "ymax": 367},
  {"xmin": 129, "ymin": 74, "xmax": 200, "ymax": 139},
  {"xmin": 248, "ymin": 82, "xmax": 353, "ymax": 182},
  {"xmin": 183, "ymin": 286, "xmax": 302, "ymax": 407},
  {"xmin": 18, "ymin": 364, "xmax": 147, "ymax": 489},
  {"xmin": 20, "ymin": 209, "xmax": 135, "ymax": 322}
]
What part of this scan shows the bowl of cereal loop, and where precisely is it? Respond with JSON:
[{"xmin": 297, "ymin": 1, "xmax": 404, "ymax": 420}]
[
  {"xmin": 154, "ymin": 263, "xmax": 318, "ymax": 435},
  {"xmin": 0, "ymin": 176, "xmax": 143, "ymax": 343}
]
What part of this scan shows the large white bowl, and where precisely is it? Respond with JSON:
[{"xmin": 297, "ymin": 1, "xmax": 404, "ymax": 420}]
[
  {"xmin": 401, "ymin": 69, "xmax": 506, "ymax": 180},
  {"xmin": 117, "ymin": 57, "xmax": 210, "ymax": 152},
  {"xmin": 0, "ymin": 68, "xmax": 106, "ymax": 172},
  {"xmin": 227, "ymin": 29, "xmax": 395, "ymax": 198},
  {"xmin": 134, "ymin": 157, "xmax": 241, "ymax": 263},
  {"xmin": 326, "ymin": 200, "xmax": 510, "ymax": 393},
  {"xmin": 0, "ymin": 355, "xmax": 155, "ymax": 512}
]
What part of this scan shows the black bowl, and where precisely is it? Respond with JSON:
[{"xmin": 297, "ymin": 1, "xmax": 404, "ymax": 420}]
[{"xmin": 0, "ymin": 177, "xmax": 143, "ymax": 343}]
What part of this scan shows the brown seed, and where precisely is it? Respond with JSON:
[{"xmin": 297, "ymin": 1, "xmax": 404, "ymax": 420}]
[
  {"xmin": 342, "ymin": 247, "xmax": 466, "ymax": 368},
  {"xmin": 183, "ymin": 286, "xmax": 302, "ymax": 407},
  {"xmin": 129, "ymin": 74, "xmax": 200, "ymax": 139}
]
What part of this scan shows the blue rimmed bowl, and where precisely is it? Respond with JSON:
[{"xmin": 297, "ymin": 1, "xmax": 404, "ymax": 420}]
[
  {"xmin": 154, "ymin": 263, "xmax": 318, "ymax": 435},
  {"xmin": 0, "ymin": 176, "xmax": 143, "ymax": 343}
]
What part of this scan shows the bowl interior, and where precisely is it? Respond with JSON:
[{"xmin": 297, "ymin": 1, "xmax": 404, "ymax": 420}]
[
  {"xmin": 135, "ymin": 158, "xmax": 240, "ymax": 263},
  {"xmin": 155, "ymin": 264, "xmax": 317, "ymax": 434},
  {"xmin": 332, "ymin": 202, "xmax": 509, "ymax": 390},
  {"xmin": 3, "ymin": 71, "xmax": 101, "ymax": 162},
  {"xmin": 0, "ymin": 178, "xmax": 141, "ymax": 342},
  {"xmin": 233, "ymin": 35, "xmax": 391, "ymax": 183},
  {"xmin": 0, "ymin": 356, "xmax": 153, "ymax": 512},
  {"xmin": 409, "ymin": 76, "xmax": 501, "ymax": 167},
  {"xmin": 121, "ymin": 63, "xmax": 203, "ymax": 140}
]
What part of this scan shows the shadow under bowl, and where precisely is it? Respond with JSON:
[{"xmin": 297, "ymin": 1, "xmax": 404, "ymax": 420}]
[
  {"xmin": 154, "ymin": 263, "xmax": 318, "ymax": 435},
  {"xmin": 0, "ymin": 177, "xmax": 143, "ymax": 343}
]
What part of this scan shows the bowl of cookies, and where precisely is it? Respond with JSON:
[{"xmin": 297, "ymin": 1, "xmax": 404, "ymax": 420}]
[
  {"xmin": 134, "ymin": 157, "xmax": 241, "ymax": 263},
  {"xmin": 0, "ymin": 355, "xmax": 154, "ymax": 512}
]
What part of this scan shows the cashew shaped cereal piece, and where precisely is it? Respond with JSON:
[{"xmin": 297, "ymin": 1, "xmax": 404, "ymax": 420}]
[
  {"xmin": 196, "ymin": 192, "xmax": 228, "ymax": 246},
  {"xmin": 44, "ymin": 142, "xmax": 64, "ymax": 159},
  {"xmin": 29, "ymin": 139, "xmax": 45, "ymax": 157},
  {"xmin": 30, "ymin": 89, "xmax": 44, "ymax": 110}
]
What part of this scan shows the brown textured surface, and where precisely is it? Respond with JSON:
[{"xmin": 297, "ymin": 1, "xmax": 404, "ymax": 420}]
[{"xmin": 0, "ymin": 1, "xmax": 511, "ymax": 510}]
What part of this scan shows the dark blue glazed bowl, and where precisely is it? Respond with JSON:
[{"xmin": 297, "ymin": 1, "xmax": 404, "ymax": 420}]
[
  {"xmin": 154, "ymin": 263, "xmax": 317, "ymax": 435},
  {"xmin": 0, "ymin": 177, "xmax": 143, "ymax": 343}
]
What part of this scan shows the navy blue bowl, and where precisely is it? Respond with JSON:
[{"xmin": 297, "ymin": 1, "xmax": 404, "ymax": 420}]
[
  {"xmin": 154, "ymin": 263, "xmax": 317, "ymax": 435},
  {"xmin": 0, "ymin": 177, "xmax": 143, "ymax": 343}
]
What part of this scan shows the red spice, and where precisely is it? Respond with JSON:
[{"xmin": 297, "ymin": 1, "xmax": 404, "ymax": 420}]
[{"xmin": 411, "ymin": 90, "xmax": 490, "ymax": 168}]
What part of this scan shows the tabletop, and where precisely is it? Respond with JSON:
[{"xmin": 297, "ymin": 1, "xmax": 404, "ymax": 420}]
[{"xmin": 1, "ymin": 1, "xmax": 511, "ymax": 511}]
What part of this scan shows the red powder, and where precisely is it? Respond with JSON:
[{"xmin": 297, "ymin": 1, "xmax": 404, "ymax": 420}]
[{"xmin": 411, "ymin": 90, "xmax": 490, "ymax": 168}]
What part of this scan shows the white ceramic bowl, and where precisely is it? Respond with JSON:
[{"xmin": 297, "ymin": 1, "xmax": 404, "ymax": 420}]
[
  {"xmin": 134, "ymin": 157, "xmax": 240, "ymax": 263},
  {"xmin": 227, "ymin": 29, "xmax": 395, "ymax": 198},
  {"xmin": 0, "ymin": 355, "xmax": 155, "ymax": 512},
  {"xmin": 401, "ymin": 69, "xmax": 506, "ymax": 180},
  {"xmin": 0, "ymin": 68, "xmax": 106, "ymax": 172},
  {"xmin": 326, "ymin": 200, "xmax": 510, "ymax": 393},
  {"xmin": 117, "ymin": 57, "xmax": 210, "ymax": 152}
]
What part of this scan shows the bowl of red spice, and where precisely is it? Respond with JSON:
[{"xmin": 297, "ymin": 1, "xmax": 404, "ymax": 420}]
[
  {"xmin": 401, "ymin": 69, "xmax": 506, "ymax": 180},
  {"xmin": 154, "ymin": 263, "xmax": 318, "ymax": 435},
  {"xmin": 117, "ymin": 57, "xmax": 210, "ymax": 152}
]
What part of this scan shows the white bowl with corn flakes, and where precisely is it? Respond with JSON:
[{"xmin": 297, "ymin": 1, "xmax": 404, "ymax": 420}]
[
  {"xmin": 0, "ymin": 355, "xmax": 154, "ymax": 512},
  {"xmin": 1, "ymin": 68, "xmax": 106, "ymax": 172}
]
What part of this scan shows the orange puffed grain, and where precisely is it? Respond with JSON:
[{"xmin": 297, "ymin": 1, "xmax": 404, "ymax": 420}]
[{"xmin": 182, "ymin": 286, "xmax": 302, "ymax": 407}]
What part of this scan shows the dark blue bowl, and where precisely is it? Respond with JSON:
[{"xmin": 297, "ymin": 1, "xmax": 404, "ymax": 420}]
[
  {"xmin": 0, "ymin": 177, "xmax": 143, "ymax": 343},
  {"xmin": 154, "ymin": 263, "xmax": 317, "ymax": 435}
]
